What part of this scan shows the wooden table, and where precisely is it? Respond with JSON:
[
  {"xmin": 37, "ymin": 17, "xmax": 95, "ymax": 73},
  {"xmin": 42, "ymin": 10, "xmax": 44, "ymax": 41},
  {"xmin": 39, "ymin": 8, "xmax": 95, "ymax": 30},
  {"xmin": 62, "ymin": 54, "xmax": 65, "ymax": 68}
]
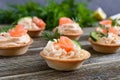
[{"xmin": 0, "ymin": 27, "xmax": 120, "ymax": 80}]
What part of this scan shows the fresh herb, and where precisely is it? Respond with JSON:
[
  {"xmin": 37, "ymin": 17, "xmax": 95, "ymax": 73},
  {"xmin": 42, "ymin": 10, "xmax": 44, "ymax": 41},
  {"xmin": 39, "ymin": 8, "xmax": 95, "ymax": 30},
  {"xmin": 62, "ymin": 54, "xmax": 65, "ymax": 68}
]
[
  {"xmin": 41, "ymin": 29, "xmax": 60, "ymax": 41},
  {"xmin": 99, "ymin": 24, "xmax": 105, "ymax": 29},
  {"xmin": 0, "ymin": 0, "xmax": 97, "ymax": 30},
  {"xmin": 0, "ymin": 1, "xmax": 43, "ymax": 24},
  {"xmin": 0, "ymin": 22, "xmax": 16, "ymax": 33},
  {"xmin": 90, "ymin": 31, "xmax": 107, "ymax": 41},
  {"xmin": 112, "ymin": 19, "xmax": 117, "ymax": 26},
  {"xmin": 112, "ymin": 19, "xmax": 120, "ymax": 26},
  {"xmin": 74, "ymin": 2, "xmax": 97, "ymax": 28},
  {"xmin": 42, "ymin": 29, "xmax": 82, "ymax": 48}
]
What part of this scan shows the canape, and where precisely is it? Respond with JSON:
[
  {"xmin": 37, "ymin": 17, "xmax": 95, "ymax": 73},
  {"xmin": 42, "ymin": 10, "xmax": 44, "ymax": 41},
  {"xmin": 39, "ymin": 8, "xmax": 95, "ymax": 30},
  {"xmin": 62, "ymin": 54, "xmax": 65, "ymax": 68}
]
[
  {"xmin": 0, "ymin": 25, "xmax": 33, "ymax": 56},
  {"xmin": 53, "ymin": 17, "xmax": 83, "ymax": 40},
  {"xmin": 18, "ymin": 16, "xmax": 46, "ymax": 37},
  {"xmin": 89, "ymin": 20, "xmax": 120, "ymax": 53},
  {"xmin": 40, "ymin": 36, "xmax": 90, "ymax": 71},
  {"xmin": 96, "ymin": 19, "xmax": 120, "ymax": 36}
]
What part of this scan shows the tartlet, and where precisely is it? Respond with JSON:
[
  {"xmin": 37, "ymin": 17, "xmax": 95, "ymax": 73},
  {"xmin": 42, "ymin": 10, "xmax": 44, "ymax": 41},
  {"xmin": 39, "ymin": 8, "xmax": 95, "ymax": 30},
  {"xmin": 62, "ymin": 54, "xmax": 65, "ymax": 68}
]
[
  {"xmin": 40, "ymin": 36, "xmax": 90, "ymax": 71},
  {"xmin": 89, "ymin": 38, "xmax": 120, "ymax": 53},
  {"xmin": 0, "ymin": 25, "xmax": 33, "ymax": 56},
  {"xmin": 18, "ymin": 16, "xmax": 46, "ymax": 37},
  {"xmin": 53, "ymin": 17, "xmax": 83, "ymax": 40},
  {"xmin": 89, "ymin": 20, "xmax": 120, "ymax": 53}
]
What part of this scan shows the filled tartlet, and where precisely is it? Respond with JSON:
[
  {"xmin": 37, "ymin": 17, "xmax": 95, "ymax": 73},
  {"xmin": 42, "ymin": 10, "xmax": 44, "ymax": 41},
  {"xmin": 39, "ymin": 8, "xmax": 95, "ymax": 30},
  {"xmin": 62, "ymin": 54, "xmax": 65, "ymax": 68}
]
[
  {"xmin": 96, "ymin": 19, "xmax": 120, "ymax": 35},
  {"xmin": 53, "ymin": 17, "xmax": 83, "ymax": 40},
  {"xmin": 0, "ymin": 25, "xmax": 33, "ymax": 56},
  {"xmin": 40, "ymin": 36, "xmax": 90, "ymax": 71},
  {"xmin": 18, "ymin": 16, "xmax": 46, "ymax": 37},
  {"xmin": 89, "ymin": 20, "xmax": 120, "ymax": 53}
]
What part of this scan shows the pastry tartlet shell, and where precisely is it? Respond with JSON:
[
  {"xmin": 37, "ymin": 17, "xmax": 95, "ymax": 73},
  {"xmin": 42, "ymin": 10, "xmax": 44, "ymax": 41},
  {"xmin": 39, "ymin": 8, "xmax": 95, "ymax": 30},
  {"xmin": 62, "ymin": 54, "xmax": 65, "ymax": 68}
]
[
  {"xmin": 62, "ymin": 34, "xmax": 81, "ymax": 40},
  {"xmin": 40, "ymin": 50, "xmax": 90, "ymax": 71},
  {"xmin": 89, "ymin": 38, "xmax": 120, "ymax": 53},
  {"xmin": 27, "ymin": 29, "xmax": 42, "ymax": 37},
  {"xmin": 0, "ymin": 39, "xmax": 33, "ymax": 56},
  {"xmin": 53, "ymin": 27, "xmax": 82, "ymax": 40}
]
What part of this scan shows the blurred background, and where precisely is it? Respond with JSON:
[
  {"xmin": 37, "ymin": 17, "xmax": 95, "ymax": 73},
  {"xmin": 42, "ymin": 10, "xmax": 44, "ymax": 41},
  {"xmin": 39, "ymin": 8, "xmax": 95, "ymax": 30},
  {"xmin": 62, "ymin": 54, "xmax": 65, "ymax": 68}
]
[
  {"xmin": 0, "ymin": 0, "xmax": 120, "ymax": 30},
  {"xmin": 0, "ymin": 0, "xmax": 120, "ymax": 16}
]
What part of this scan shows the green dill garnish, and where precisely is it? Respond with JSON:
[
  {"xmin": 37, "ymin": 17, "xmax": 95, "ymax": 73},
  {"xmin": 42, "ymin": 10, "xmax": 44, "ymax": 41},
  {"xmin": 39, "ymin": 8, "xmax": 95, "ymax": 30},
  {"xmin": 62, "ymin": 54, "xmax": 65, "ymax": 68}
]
[
  {"xmin": 0, "ymin": 0, "xmax": 97, "ymax": 30},
  {"xmin": 42, "ymin": 29, "xmax": 83, "ymax": 48},
  {"xmin": 0, "ymin": 22, "xmax": 16, "ymax": 33},
  {"xmin": 99, "ymin": 24, "xmax": 105, "ymax": 29},
  {"xmin": 112, "ymin": 19, "xmax": 118, "ymax": 26},
  {"xmin": 41, "ymin": 29, "xmax": 60, "ymax": 41},
  {"xmin": 98, "ymin": 32, "xmax": 107, "ymax": 37},
  {"xmin": 111, "ymin": 18, "xmax": 120, "ymax": 26}
]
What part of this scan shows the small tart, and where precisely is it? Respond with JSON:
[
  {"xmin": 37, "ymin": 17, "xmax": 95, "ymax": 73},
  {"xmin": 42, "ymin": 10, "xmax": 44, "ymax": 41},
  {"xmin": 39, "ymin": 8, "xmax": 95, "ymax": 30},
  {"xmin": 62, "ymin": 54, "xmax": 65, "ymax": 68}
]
[
  {"xmin": 89, "ymin": 38, "xmax": 120, "ymax": 53},
  {"xmin": 54, "ymin": 17, "xmax": 83, "ymax": 40},
  {"xmin": 0, "ymin": 38, "xmax": 33, "ymax": 56},
  {"xmin": 40, "ymin": 36, "xmax": 90, "ymax": 71},
  {"xmin": 40, "ymin": 49, "xmax": 90, "ymax": 71},
  {"xmin": 89, "ymin": 19, "xmax": 120, "ymax": 53},
  {"xmin": 27, "ymin": 29, "xmax": 42, "ymax": 37},
  {"xmin": 18, "ymin": 16, "xmax": 46, "ymax": 37},
  {"xmin": 0, "ymin": 25, "xmax": 33, "ymax": 56}
]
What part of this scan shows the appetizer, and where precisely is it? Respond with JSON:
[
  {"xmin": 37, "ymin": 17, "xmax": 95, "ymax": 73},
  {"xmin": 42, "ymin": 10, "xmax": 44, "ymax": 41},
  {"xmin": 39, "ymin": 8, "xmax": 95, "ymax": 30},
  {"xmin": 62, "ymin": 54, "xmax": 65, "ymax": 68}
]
[
  {"xmin": 89, "ymin": 20, "xmax": 120, "ymax": 53},
  {"xmin": 40, "ymin": 36, "xmax": 90, "ymax": 71},
  {"xmin": 18, "ymin": 16, "xmax": 46, "ymax": 37},
  {"xmin": 0, "ymin": 25, "xmax": 33, "ymax": 56},
  {"xmin": 53, "ymin": 17, "xmax": 83, "ymax": 40},
  {"xmin": 96, "ymin": 19, "xmax": 120, "ymax": 35}
]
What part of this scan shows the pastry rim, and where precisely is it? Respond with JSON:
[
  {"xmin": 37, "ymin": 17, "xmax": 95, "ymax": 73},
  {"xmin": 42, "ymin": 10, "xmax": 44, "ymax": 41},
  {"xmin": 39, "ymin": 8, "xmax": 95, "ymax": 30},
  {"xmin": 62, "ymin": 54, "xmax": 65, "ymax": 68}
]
[
  {"xmin": 40, "ymin": 50, "xmax": 91, "ymax": 62},
  {"xmin": 89, "ymin": 38, "xmax": 120, "ymax": 47},
  {"xmin": 0, "ymin": 38, "xmax": 33, "ymax": 49}
]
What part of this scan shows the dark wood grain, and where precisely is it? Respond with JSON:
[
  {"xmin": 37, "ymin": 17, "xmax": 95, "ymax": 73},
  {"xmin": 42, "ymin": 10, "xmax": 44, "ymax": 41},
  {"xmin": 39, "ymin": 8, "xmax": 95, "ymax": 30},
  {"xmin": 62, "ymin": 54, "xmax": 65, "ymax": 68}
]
[
  {"xmin": 0, "ymin": 27, "xmax": 120, "ymax": 80},
  {"xmin": 29, "ymin": 37, "xmax": 47, "ymax": 48},
  {"xmin": 1, "ymin": 60, "xmax": 120, "ymax": 80}
]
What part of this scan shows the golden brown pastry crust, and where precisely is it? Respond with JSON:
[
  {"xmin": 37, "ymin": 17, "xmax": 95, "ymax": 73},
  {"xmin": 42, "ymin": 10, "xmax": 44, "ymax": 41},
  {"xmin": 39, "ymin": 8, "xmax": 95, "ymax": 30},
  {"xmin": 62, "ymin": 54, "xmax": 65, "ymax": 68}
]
[
  {"xmin": 53, "ymin": 27, "xmax": 82, "ymax": 40},
  {"xmin": 89, "ymin": 38, "xmax": 120, "ymax": 53},
  {"xmin": 40, "ymin": 49, "xmax": 90, "ymax": 71},
  {"xmin": 0, "ymin": 39, "xmax": 33, "ymax": 56},
  {"xmin": 27, "ymin": 29, "xmax": 42, "ymax": 37}
]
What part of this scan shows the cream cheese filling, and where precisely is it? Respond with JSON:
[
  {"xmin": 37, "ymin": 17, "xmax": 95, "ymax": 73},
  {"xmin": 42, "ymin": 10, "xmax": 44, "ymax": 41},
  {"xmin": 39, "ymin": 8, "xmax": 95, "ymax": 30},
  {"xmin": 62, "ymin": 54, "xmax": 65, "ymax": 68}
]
[
  {"xmin": 58, "ymin": 23, "xmax": 83, "ymax": 35},
  {"xmin": 42, "ymin": 40, "xmax": 87, "ymax": 60},
  {"xmin": 0, "ymin": 32, "xmax": 31, "ymax": 47},
  {"xmin": 18, "ymin": 17, "xmax": 40, "ymax": 30}
]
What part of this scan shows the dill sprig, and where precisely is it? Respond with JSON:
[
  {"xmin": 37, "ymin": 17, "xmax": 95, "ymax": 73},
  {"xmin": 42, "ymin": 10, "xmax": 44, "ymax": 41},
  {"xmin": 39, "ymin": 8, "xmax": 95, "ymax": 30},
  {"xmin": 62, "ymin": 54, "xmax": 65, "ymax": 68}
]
[
  {"xmin": 42, "ymin": 29, "xmax": 82, "ymax": 48},
  {"xmin": 0, "ymin": 22, "xmax": 16, "ymax": 33},
  {"xmin": 41, "ymin": 29, "xmax": 60, "ymax": 41},
  {"xmin": 0, "ymin": 0, "xmax": 97, "ymax": 30},
  {"xmin": 112, "ymin": 19, "xmax": 120, "ymax": 26}
]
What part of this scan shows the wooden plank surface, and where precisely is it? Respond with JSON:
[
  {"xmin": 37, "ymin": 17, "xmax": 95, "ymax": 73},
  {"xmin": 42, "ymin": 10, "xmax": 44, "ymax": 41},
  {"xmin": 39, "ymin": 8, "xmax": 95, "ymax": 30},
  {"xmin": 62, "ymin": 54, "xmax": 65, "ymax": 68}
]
[
  {"xmin": 1, "ymin": 60, "xmax": 120, "ymax": 80},
  {"xmin": 0, "ymin": 27, "xmax": 119, "ymax": 80}
]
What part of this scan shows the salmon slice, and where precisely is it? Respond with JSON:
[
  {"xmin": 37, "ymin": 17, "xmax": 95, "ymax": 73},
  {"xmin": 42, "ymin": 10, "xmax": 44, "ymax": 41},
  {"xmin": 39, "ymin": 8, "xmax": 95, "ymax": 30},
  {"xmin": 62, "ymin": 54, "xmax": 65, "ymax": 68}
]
[
  {"xmin": 109, "ymin": 27, "xmax": 118, "ymax": 34},
  {"xmin": 58, "ymin": 36, "xmax": 74, "ymax": 52},
  {"xmin": 102, "ymin": 29, "xmax": 108, "ymax": 34},
  {"xmin": 9, "ymin": 25, "xmax": 27, "ymax": 37},
  {"xmin": 59, "ymin": 17, "xmax": 73, "ymax": 25},
  {"xmin": 33, "ymin": 17, "xmax": 46, "ymax": 30},
  {"xmin": 102, "ymin": 27, "xmax": 118, "ymax": 35},
  {"xmin": 99, "ymin": 20, "xmax": 112, "ymax": 25}
]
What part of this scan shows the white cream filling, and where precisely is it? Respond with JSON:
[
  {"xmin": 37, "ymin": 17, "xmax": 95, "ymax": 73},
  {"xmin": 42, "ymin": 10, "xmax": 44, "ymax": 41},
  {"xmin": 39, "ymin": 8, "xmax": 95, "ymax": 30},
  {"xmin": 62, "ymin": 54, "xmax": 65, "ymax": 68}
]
[
  {"xmin": 114, "ymin": 26, "xmax": 120, "ymax": 35},
  {"xmin": 58, "ymin": 23, "xmax": 83, "ymax": 35},
  {"xmin": 18, "ymin": 17, "xmax": 40, "ymax": 30},
  {"xmin": 0, "ymin": 32, "xmax": 31, "ymax": 47},
  {"xmin": 97, "ymin": 33, "xmax": 120, "ymax": 44},
  {"xmin": 42, "ymin": 40, "xmax": 86, "ymax": 59}
]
